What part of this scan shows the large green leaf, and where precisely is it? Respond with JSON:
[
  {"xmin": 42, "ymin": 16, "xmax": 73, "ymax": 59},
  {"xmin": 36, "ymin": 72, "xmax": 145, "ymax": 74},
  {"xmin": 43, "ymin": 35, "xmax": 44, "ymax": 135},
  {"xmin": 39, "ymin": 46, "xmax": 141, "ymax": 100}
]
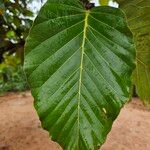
[
  {"xmin": 116, "ymin": 0, "xmax": 150, "ymax": 105},
  {"xmin": 24, "ymin": 0, "xmax": 135, "ymax": 149}
]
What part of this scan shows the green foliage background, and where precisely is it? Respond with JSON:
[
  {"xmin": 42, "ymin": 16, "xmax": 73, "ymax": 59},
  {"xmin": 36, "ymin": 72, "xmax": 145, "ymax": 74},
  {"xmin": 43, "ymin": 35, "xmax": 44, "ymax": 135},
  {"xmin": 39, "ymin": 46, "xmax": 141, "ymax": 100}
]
[
  {"xmin": 0, "ymin": 0, "xmax": 42, "ymax": 93},
  {"xmin": 0, "ymin": 53, "xmax": 28, "ymax": 93}
]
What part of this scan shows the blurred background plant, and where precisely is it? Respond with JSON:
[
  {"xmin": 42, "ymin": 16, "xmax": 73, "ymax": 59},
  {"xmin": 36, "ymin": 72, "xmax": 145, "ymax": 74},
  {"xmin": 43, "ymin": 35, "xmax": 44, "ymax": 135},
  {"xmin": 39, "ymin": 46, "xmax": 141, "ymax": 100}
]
[
  {"xmin": 0, "ymin": 0, "xmax": 44, "ymax": 94},
  {"xmin": 0, "ymin": 52, "xmax": 28, "ymax": 93}
]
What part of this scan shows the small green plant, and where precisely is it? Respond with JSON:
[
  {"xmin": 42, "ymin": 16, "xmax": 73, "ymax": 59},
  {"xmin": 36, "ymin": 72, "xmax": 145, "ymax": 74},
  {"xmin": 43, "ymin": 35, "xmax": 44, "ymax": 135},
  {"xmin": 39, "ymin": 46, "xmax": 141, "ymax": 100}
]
[
  {"xmin": 24, "ymin": 0, "xmax": 149, "ymax": 149},
  {"xmin": 0, "ymin": 53, "xmax": 28, "ymax": 94}
]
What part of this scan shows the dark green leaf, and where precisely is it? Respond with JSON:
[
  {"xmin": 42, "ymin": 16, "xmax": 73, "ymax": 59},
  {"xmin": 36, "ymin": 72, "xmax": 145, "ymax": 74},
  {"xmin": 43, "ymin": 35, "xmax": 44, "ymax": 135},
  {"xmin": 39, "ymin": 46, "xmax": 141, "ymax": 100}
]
[{"xmin": 24, "ymin": 0, "xmax": 135, "ymax": 149}]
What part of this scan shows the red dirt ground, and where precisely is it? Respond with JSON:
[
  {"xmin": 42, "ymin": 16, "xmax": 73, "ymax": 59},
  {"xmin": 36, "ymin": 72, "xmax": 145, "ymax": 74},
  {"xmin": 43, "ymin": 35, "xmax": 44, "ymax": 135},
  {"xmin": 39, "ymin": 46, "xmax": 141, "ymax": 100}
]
[{"xmin": 0, "ymin": 92, "xmax": 150, "ymax": 150}]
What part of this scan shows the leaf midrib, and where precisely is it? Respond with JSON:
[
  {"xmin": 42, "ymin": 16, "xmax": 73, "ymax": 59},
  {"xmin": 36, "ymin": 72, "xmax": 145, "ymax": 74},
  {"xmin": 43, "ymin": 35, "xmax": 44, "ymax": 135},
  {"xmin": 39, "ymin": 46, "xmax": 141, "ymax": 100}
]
[{"xmin": 77, "ymin": 10, "xmax": 90, "ymax": 148}]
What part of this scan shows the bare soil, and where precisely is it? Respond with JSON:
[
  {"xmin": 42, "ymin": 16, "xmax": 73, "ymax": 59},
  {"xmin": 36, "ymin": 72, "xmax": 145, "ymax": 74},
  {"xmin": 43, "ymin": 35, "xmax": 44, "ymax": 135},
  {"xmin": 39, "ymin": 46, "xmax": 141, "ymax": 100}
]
[{"xmin": 0, "ymin": 92, "xmax": 150, "ymax": 150}]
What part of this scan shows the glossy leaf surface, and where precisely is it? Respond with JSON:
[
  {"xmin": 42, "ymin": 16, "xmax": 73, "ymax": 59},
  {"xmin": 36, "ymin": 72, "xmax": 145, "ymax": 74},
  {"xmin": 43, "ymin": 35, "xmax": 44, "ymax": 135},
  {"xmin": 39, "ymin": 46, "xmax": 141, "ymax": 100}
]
[
  {"xmin": 116, "ymin": 0, "xmax": 150, "ymax": 105},
  {"xmin": 24, "ymin": 0, "xmax": 135, "ymax": 149}
]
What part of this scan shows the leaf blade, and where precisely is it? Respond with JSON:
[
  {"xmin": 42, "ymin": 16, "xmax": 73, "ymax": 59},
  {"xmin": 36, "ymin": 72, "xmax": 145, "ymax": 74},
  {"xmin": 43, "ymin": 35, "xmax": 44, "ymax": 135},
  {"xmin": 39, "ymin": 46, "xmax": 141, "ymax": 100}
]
[{"xmin": 24, "ymin": 1, "xmax": 135, "ymax": 149}]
